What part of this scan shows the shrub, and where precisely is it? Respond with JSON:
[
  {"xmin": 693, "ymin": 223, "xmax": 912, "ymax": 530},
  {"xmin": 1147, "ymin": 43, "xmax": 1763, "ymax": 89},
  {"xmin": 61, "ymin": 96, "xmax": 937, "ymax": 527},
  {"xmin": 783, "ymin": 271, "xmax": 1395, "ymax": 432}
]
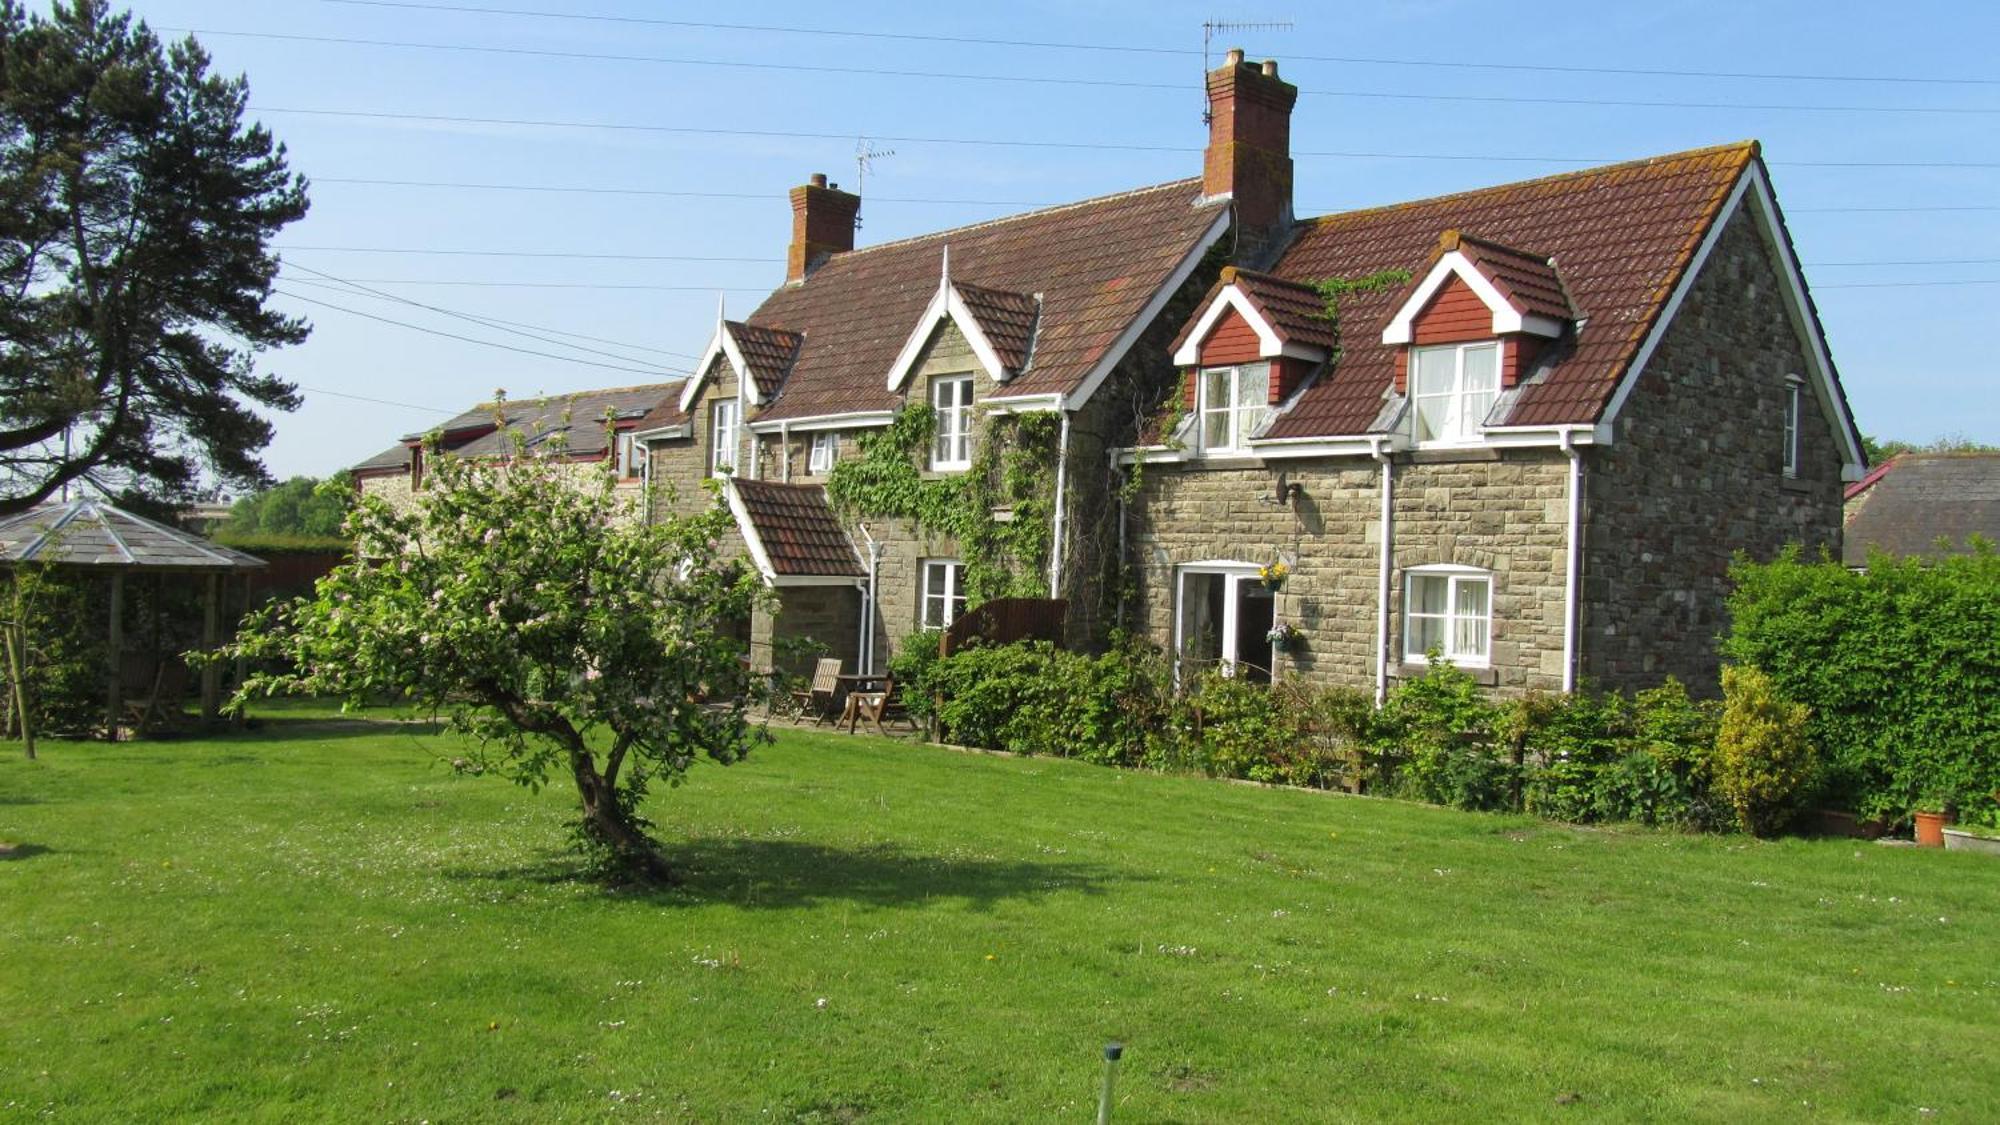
[
  {"xmin": 886, "ymin": 629, "xmax": 945, "ymax": 726},
  {"xmin": 1519, "ymin": 689, "xmax": 1631, "ymax": 822},
  {"xmin": 1714, "ymin": 665, "xmax": 1820, "ymax": 836},
  {"xmin": 1723, "ymin": 545, "xmax": 2000, "ymax": 818}
]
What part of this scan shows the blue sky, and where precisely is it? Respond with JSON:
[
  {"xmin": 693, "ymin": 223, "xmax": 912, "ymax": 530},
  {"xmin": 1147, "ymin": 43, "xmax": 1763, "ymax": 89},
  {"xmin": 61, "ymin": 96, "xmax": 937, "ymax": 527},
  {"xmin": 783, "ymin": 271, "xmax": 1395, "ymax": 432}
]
[{"xmin": 115, "ymin": 0, "xmax": 2000, "ymax": 481}]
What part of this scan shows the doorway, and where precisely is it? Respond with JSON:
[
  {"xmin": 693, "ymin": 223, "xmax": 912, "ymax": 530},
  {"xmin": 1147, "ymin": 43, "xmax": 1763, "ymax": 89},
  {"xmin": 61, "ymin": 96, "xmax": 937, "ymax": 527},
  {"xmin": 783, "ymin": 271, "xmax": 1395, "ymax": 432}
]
[{"xmin": 1174, "ymin": 564, "xmax": 1275, "ymax": 684}]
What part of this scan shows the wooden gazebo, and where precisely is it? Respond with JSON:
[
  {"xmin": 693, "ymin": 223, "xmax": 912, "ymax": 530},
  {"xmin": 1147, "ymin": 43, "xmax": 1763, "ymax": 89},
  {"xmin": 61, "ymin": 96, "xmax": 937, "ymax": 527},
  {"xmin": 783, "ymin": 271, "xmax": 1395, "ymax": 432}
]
[{"xmin": 0, "ymin": 498, "xmax": 264, "ymax": 751}]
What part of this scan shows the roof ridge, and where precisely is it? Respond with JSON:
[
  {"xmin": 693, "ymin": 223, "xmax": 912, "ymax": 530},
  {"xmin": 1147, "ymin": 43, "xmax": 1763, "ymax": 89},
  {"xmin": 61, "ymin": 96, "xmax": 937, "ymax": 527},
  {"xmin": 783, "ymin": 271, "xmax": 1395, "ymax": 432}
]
[
  {"xmin": 816, "ymin": 177, "xmax": 1209, "ymax": 264},
  {"xmin": 1301, "ymin": 141, "xmax": 1759, "ymax": 228}
]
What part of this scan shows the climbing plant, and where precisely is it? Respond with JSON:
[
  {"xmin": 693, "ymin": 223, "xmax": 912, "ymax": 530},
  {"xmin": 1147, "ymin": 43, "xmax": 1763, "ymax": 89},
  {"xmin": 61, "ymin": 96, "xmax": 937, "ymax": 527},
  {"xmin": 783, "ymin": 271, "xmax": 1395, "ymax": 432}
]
[{"xmin": 825, "ymin": 401, "xmax": 1061, "ymax": 607}]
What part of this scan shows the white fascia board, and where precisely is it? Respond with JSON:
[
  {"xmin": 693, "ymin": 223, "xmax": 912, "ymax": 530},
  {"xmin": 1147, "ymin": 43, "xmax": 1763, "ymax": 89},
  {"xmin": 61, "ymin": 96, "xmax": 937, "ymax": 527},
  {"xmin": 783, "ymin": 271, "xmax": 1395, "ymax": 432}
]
[
  {"xmin": 1170, "ymin": 284, "xmax": 1283, "ymax": 366},
  {"xmin": 884, "ymin": 281, "xmax": 955, "ymax": 393},
  {"xmin": 1247, "ymin": 437, "xmax": 1390, "ymax": 460},
  {"xmin": 1478, "ymin": 424, "xmax": 1602, "ymax": 449},
  {"xmin": 748, "ymin": 410, "xmax": 895, "ymax": 434},
  {"xmin": 678, "ymin": 327, "xmax": 732, "ymax": 413},
  {"xmin": 983, "ymin": 394, "xmax": 1063, "ymax": 414},
  {"xmin": 720, "ymin": 477, "xmax": 778, "ymax": 585},
  {"xmin": 1382, "ymin": 252, "xmax": 1553, "ymax": 345},
  {"xmin": 770, "ymin": 575, "xmax": 867, "ymax": 588},
  {"xmin": 1112, "ymin": 444, "xmax": 1193, "ymax": 467},
  {"xmin": 632, "ymin": 422, "xmax": 691, "ymax": 441},
  {"xmin": 1065, "ymin": 207, "xmax": 1233, "ymax": 410},
  {"xmin": 720, "ymin": 328, "xmax": 759, "ymax": 406}
]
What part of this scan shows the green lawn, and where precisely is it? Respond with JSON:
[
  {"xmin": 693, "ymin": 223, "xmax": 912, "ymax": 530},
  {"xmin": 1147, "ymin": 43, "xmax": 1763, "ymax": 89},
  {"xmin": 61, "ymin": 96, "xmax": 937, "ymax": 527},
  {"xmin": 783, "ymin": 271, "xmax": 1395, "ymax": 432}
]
[{"xmin": 2, "ymin": 714, "xmax": 1997, "ymax": 1122}]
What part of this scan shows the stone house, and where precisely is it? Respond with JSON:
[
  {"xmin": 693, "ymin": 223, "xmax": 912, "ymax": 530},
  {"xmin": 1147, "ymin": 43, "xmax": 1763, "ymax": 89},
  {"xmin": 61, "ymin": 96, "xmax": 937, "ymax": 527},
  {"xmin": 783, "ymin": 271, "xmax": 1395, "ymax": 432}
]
[
  {"xmin": 350, "ymin": 384, "xmax": 673, "ymax": 511},
  {"xmin": 623, "ymin": 50, "xmax": 1863, "ymax": 696}
]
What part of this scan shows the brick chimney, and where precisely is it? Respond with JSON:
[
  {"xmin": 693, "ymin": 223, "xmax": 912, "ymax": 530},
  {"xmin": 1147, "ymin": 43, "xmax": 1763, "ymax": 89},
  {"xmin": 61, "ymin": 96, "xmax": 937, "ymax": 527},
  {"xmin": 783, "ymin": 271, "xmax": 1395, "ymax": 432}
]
[
  {"xmin": 787, "ymin": 172, "xmax": 860, "ymax": 283},
  {"xmin": 1204, "ymin": 49, "xmax": 1298, "ymax": 264}
]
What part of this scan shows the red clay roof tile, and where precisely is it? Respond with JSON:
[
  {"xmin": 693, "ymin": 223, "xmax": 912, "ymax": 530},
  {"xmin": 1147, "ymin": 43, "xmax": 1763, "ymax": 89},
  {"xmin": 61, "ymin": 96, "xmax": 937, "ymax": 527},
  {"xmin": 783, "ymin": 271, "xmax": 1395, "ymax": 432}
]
[{"xmin": 731, "ymin": 480, "xmax": 864, "ymax": 578}]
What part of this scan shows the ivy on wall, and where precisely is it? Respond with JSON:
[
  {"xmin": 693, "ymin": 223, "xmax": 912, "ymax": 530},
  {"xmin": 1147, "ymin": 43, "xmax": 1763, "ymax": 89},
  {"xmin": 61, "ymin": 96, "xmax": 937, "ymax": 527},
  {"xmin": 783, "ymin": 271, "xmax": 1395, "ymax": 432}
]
[{"xmin": 825, "ymin": 401, "xmax": 1061, "ymax": 606}]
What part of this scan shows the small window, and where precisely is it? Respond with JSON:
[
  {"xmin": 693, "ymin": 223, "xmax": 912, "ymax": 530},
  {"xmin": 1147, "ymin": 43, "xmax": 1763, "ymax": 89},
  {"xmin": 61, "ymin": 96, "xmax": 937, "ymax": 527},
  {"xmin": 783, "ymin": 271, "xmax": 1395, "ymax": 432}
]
[
  {"xmin": 615, "ymin": 432, "xmax": 645, "ymax": 479},
  {"xmin": 809, "ymin": 430, "xmax": 841, "ymax": 475},
  {"xmin": 1782, "ymin": 377, "xmax": 1802, "ymax": 478},
  {"xmin": 1200, "ymin": 364, "xmax": 1267, "ymax": 453},
  {"xmin": 1410, "ymin": 342, "xmax": 1500, "ymax": 445},
  {"xmin": 1403, "ymin": 567, "xmax": 1491, "ymax": 667},
  {"xmin": 921, "ymin": 559, "xmax": 966, "ymax": 628},
  {"xmin": 931, "ymin": 376, "xmax": 973, "ymax": 470},
  {"xmin": 709, "ymin": 397, "xmax": 739, "ymax": 476}
]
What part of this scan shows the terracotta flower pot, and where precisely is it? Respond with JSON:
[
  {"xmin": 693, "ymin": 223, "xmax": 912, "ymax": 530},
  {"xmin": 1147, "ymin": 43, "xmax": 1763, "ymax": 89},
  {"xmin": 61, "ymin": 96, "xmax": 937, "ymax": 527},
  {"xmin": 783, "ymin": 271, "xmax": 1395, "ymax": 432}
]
[{"xmin": 1914, "ymin": 810, "xmax": 1952, "ymax": 848}]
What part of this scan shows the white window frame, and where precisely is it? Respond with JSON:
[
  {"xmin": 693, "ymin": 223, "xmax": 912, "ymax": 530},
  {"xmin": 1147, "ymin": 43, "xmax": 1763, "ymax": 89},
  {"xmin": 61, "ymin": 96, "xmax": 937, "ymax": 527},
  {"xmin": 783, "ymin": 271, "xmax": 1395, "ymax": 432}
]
[
  {"xmin": 1198, "ymin": 363, "xmax": 1268, "ymax": 455},
  {"xmin": 614, "ymin": 431, "xmax": 645, "ymax": 479},
  {"xmin": 920, "ymin": 559, "xmax": 966, "ymax": 629},
  {"xmin": 1171, "ymin": 562, "xmax": 1275, "ymax": 683},
  {"xmin": 709, "ymin": 397, "xmax": 739, "ymax": 476},
  {"xmin": 1408, "ymin": 341, "xmax": 1501, "ymax": 447},
  {"xmin": 1402, "ymin": 565, "xmax": 1493, "ymax": 668},
  {"xmin": 1783, "ymin": 376, "xmax": 1802, "ymax": 479},
  {"xmin": 808, "ymin": 430, "xmax": 840, "ymax": 475},
  {"xmin": 930, "ymin": 375, "xmax": 973, "ymax": 471}
]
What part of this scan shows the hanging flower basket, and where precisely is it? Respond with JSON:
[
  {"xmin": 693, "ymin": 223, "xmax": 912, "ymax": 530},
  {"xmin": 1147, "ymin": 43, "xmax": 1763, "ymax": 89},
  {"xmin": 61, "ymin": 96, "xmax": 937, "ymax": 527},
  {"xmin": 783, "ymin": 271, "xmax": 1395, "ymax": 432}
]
[
  {"xmin": 1266, "ymin": 622, "xmax": 1304, "ymax": 653},
  {"xmin": 1258, "ymin": 561, "xmax": 1289, "ymax": 592}
]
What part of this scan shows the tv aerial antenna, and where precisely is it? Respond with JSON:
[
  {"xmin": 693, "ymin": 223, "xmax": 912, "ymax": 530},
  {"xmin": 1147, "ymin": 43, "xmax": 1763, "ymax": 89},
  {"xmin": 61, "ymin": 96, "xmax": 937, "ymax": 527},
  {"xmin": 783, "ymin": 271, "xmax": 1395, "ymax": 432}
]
[
  {"xmin": 1201, "ymin": 18, "xmax": 1294, "ymax": 124},
  {"xmin": 855, "ymin": 137, "xmax": 896, "ymax": 229}
]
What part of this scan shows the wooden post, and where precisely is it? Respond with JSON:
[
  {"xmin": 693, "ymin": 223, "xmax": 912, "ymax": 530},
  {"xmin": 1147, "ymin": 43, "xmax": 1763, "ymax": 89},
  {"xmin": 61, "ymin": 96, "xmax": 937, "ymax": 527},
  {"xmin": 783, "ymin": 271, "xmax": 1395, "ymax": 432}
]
[
  {"xmin": 200, "ymin": 572, "xmax": 221, "ymax": 724},
  {"xmin": 105, "ymin": 570, "xmax": 124, "ymax": 739}
]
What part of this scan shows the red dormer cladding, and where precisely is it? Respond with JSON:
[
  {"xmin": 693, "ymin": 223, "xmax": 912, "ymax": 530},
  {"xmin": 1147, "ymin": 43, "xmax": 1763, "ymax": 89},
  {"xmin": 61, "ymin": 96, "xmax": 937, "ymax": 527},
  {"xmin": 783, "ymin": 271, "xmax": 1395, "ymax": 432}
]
[
  {"xmin": 1171, "ymin": 266, "xmax": 1335, "ymax": 411},
  {"xmin": 1385, "ymin": 231, "xmax": 1573, "ymax": 395}
]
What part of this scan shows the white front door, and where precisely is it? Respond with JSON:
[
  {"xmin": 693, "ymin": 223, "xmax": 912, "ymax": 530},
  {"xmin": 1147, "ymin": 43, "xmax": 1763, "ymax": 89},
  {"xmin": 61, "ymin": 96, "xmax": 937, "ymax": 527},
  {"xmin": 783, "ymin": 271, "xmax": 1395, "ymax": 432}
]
[{"xmin": 1174, "ymin": 563, "xmax": 1275, "ymax": 685}]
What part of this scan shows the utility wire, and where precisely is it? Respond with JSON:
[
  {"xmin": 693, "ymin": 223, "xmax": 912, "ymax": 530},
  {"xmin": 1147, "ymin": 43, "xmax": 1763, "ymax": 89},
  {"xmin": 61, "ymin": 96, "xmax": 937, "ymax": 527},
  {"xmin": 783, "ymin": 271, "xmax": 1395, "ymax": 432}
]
[
  {"xmin": 281, "ymin": 276, "xmax": 703, "ymax": 361},
  {"xmin": 1805, "ymin": 257, "xmax": 2000, "ymax": 267},
  {"xmin": 274, "ymin": 287, "xmax": 680, "ymax": 376},
  {"xmin": 297, "ymin": 383, "xmax": 460, "ymax": 414},
  {"xmin": 318, "ymin": 0, "xmax": 2000, "ymax": 88},
  {"xmin": 1818, "ymin": 278, "xmax": 2000, "ymax": 288},
  {"xmin": 269, "ymin": 110, "xmax": 2000, "ymax": 172},
  {"xmin": 279, "ymin": 242, "xmax": 782, "ymax": 263},
  {"xmin": 290, "ymin": 277, "xmax": 771, "ymax": 291},
  {"xmin": 194, "ymin": 28, "xmax": 2000, "ymax": 117},
  {"xmin": 281, "ymin": 264, "xmax": 700, "ymax": 366}
]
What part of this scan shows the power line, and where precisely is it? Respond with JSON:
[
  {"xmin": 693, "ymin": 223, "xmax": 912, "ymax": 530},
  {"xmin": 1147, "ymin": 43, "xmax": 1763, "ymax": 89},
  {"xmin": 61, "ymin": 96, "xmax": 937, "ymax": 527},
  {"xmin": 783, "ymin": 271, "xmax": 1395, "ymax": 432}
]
[
  {"xmin": 1791, "ymin": 204, "xmax": 2000, "ymax": 213},
  {"xmin": 318, "ymin": 0, "xmax": 2000, "ymax": 88},
  {"xmin": 268, "ymin": 109, "xmax": 2000, "ymax": 172},
  {"xmin": 313, "ymin": 177, "xmax": 1050, "ymax": 203},
  {"xmin": 1805, "ymin": 257, "xmax": 2000, "ymax": 267},
  {"xmin": 281, "ymin": 264, "xmax": 699, "ymax": 366},
  {"xmin": 273, "ymin": 287, "xmax": 679, "ymax": 375},
  {"xmin": 194, "ymin": 27, "xmax": 2000, "ymax": 117},
  {"xmin": 1817, "ymin": 278, "xmax": 2000, "ymax": 289},
  {"xmin": 279, "ymin": 242, "xmax": 781, "ymax": 263},
  {"xmin": 281, "ymin": 276, "xmax": 703, "ymax": 361},
  {"xmin": 297, "ymin": 383, "xmax": 460, "ymax": 414},
  {"xmin": 290, "ymin": 277, "xmax": 772, "ymax": 291}
]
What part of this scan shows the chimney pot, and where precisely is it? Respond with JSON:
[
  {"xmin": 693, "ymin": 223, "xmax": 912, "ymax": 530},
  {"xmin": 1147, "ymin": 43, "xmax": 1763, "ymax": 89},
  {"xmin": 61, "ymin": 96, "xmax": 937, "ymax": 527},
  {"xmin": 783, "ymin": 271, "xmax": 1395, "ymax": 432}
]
[
  {"xmin": 1225, "ymin": 47, "xmax": 1245, "ymax": 66},
  {"xmin": 810, "ymin": 172, "xmax": 828, "ymax": 188},
  {"xmin": 1261, "ymin": 58, "xmax": 1278, "ymax": 76}
]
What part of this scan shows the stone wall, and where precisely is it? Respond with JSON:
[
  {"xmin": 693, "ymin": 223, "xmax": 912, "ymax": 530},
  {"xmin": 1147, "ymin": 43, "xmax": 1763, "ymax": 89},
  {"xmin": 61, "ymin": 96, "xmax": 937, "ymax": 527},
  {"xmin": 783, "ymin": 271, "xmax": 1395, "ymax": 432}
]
[
  {"xmin": 1126, "ymin": 451, "xmax": 1571, "ymax": 694},
  {"xmin": 1582, "ymin": 204, "xmax": 1846, "ymax": 691},
  {"xmin": 753, "ymin": 584, "xmax": 863, "ymax": 678}
]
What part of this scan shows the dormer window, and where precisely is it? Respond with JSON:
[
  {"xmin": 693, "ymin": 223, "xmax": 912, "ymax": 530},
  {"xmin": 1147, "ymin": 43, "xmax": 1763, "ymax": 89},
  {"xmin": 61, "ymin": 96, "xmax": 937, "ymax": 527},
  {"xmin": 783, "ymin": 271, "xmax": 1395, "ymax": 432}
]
[
  {"xmin": 931, "ymin": 375, "xmax": 973, "ymax": 471},
  {"xmin": 1410, "ymin": 341, "xmax": 1499, "ymax": 445},
  {"xmin": 1200, "ymin": 364, "xmax": 1267, "ymax": 454},
  {"xmin": 808, "ymin": 430, "xmax": 840, "ymax": 475},
  {"xmin": 709, "ymin": 397, "xmax": 739, "ymax": 476}
]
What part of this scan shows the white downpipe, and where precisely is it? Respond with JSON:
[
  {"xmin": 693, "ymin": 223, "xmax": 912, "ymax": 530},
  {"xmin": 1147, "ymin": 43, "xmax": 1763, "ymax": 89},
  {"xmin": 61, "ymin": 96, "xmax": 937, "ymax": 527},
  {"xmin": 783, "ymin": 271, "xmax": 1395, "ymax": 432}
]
[
  {"xmin": 780, "ymin": 422, "xmax": 791, "ymax": 482},
  {"xmin": 1046, "ymin": 409, "xmax": 1072, "ymax": 594},
  {"xmin": 1559, "ymin": 427, "xmax": 1585, "ymax": 694},
  {"xmin": 1370, "ymin": 438, "xmax": 1394, "ymax": 707},
  {"xmin": 859, "ymin": 523, "xmax": 882, "ymax": 675},
  {"xmin": 1113, "ymin": 448, "xmax": 1128, "ymax": 632}
]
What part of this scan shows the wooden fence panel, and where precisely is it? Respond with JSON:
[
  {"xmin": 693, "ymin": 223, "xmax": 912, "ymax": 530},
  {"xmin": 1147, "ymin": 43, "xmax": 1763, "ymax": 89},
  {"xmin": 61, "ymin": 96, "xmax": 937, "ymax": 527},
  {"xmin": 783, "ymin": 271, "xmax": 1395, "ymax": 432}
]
[{"xmin": 939, "ymin": 597, "xmax": 1067, "ymax": 656}]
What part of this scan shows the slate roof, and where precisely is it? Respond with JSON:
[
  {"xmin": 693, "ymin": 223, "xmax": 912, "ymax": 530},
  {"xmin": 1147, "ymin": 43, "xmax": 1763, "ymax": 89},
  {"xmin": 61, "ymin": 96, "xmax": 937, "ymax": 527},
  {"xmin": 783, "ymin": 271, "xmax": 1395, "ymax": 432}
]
[
  {"xmin": 1264, "ymin": 142, "xmax": 1758, "ymax": 439},
  {"xmin": 1842, "ymin": 453, "xmax": 2000, "ymax": 564},
  {"xmin": 0, "ymin": 499, "xmax": 264, "ymax": 571},
  {"xmin": 750, "ymin": 179, "xmax": 1229, "ymax": 421},
  {"xmin": 953, "ymin": 282, "xmax": 1040, "ymax": 373},
  {"xmin": 355, "ymin": 382, "xmax": 681, "ymax": 470},
  {"xmin": 729, "ymin": 480, "xmax": 864, "ymax": 578},
  {"xmin": 728, "ymin": 322, "xmax": 805, "ymax": 402},
  {"xmin": 1169, "ymin": 266, "xmax": 1338, "ymax": 357}
]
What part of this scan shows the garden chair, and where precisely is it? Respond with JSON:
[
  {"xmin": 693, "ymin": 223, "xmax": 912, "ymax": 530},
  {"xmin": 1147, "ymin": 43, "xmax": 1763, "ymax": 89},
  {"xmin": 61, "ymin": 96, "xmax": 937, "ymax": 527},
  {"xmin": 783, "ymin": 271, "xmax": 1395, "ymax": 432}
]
[
  {"xmin": 791, "ymin": 657, "xmax": 843, "ymax": 726},
  {"xmin": 846, "ymin": 675, "xmax": 914, "ymax": 736}
]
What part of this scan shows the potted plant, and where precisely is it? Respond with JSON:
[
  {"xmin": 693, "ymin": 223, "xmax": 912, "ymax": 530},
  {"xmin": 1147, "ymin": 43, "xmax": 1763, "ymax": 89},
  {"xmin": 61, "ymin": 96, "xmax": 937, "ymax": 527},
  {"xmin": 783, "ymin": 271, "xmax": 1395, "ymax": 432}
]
[
  {"xmin": 1913, "ymin": 788, "xmax": 1954, "ymax": 849},
  {"xmin": 1266, "ymin": 622, "xmax": 1304, "ymax": 653},
  {"xmin": 1258, "ymin": 561, "xmax": 1289, "ymax": 592}
]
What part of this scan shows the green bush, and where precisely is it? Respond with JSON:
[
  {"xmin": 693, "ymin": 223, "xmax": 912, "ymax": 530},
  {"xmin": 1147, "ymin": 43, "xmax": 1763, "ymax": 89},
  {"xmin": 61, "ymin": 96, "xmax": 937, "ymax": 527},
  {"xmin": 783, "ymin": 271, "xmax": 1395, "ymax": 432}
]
[
  {"xmin": 886, "ymin": 629, "xmax": 945, "ymax": 726},
  {"xmin": 1714, "ymin": 665, "xmax": 1820, "ymax": 836},
  {"xmin": 1723, "ymin": 545, "xmax": 2000, "ymax": 819}
]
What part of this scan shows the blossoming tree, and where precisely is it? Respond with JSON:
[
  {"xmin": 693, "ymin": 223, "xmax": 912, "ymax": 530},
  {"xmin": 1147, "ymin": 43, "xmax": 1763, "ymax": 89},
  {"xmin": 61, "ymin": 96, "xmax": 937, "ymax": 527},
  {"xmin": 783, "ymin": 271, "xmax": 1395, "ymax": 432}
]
[{"xmin": 225, "ymin": 427, "xmax": 768, "ymax": 882}]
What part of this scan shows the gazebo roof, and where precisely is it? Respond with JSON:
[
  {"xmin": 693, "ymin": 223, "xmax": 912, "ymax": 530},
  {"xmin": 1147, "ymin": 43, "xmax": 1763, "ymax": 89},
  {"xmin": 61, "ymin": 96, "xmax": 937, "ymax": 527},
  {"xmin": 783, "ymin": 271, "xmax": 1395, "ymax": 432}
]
[{"xmin": 0, "ymin": 498, "xmax": 265, "ymax": 571}]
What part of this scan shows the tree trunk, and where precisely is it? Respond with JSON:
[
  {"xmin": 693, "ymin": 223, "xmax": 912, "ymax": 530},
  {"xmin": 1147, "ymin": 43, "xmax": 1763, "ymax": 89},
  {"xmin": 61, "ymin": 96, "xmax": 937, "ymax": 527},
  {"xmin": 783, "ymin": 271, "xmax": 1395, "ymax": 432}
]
[
  {"xmin": 569, "ymin": 748, "xmax": 674, "ymax": 883},
  {"xmin": 5, "ymin": 618, "xmax": 32, "ymax": 760}
]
